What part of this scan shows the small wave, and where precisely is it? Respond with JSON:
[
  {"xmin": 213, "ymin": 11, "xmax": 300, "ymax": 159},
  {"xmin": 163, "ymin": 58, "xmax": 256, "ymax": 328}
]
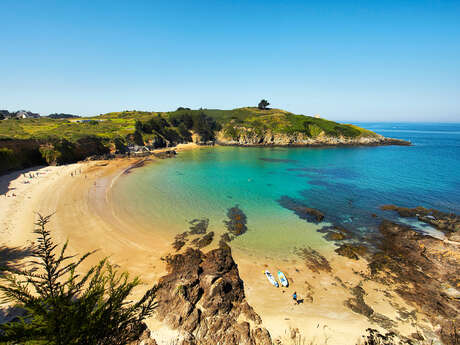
[{"xmin": 376, "ymin": 129, "xmax": 460, "ymax": 134}]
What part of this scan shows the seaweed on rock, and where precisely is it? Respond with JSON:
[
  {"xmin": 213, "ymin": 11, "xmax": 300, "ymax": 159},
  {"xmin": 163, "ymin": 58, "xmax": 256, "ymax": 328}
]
[
  {"xmin": 224, "ymin": 206, "xmax": 248, "ymax": 236},
  {"xmin": 294, "ymin": 247, "xmax": 331, "ymax": 273},
  {"xmin": 188, "ymin": 218, "xmax": 210, "ymax": 235}
]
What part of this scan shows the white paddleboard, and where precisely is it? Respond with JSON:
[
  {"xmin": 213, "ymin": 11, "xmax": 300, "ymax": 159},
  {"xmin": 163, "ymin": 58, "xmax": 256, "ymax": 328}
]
[
  {"xmin": 264, "ymin": 270, "xmax": 279, "ymax": 287},
  {"xmin": 277, "ymin": 270, "xmax": 288, "ymax": 287}
]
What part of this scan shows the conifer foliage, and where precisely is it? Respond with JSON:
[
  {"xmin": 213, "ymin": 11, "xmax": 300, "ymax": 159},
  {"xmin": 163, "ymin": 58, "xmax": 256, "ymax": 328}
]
[{"xmin": 0, "ymin": 214, "xmax": 158, "ymax": 345}]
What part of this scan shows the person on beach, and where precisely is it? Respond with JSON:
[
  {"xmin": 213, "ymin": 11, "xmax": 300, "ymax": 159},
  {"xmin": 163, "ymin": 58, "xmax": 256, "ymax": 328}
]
[{"xmin": 293, "ymin": 292, "xmax": 297, "ymax": 303}]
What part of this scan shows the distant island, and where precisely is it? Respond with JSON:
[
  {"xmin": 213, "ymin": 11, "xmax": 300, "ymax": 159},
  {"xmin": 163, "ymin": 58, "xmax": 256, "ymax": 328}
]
[{"xmin": 0, "ymin": 104, "xmax": 409, "ymax": 174}]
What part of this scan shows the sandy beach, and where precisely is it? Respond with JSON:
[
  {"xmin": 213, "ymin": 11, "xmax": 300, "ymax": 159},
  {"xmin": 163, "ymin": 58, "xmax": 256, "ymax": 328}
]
[{"xmin": 0, "ymin": 143, "xmax": 434, "ymax": 345}]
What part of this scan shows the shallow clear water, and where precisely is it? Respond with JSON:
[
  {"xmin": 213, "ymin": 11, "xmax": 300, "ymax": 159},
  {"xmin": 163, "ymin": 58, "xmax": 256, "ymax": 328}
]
[{"xmin": 111, "ymin": 123, "xmax": 460, "ymax": 256}]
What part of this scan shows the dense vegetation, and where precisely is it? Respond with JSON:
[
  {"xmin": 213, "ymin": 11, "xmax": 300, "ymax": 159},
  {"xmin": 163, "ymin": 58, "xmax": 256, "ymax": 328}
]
[
  {"xmin": 47, "ymin": 113, "xmax": 81, "ymax": 119},
  {"xmin": 0, "ymin": 106, "xmax": 378, "ymax": 173},
  {"xmin": 134, "ymin": 111, "xmax": 221, "ymax": 148},
  {"xmin": 0, "ymin": 214, "xmax": 158, "ymax": 345}
]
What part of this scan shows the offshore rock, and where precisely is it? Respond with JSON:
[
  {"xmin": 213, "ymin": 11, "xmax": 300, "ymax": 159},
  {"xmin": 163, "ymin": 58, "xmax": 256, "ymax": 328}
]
[{"xmin": 155, "ymin": 244, "xmax": 272, "ymax": 345}]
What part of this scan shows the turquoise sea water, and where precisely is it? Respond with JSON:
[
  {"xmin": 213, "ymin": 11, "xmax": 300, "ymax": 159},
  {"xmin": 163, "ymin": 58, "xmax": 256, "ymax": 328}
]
[{"xmin": 111, "ymin": 123, "xmax": 460, "ymax": 256}]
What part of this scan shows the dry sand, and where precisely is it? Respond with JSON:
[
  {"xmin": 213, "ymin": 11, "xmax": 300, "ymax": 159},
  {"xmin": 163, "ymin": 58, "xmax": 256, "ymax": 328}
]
[{"xmin": 0, "ymin": 143, "xmax": 433, "ymax": 344}]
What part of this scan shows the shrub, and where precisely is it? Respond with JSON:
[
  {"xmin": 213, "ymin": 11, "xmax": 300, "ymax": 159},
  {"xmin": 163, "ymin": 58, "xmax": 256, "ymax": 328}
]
[
  {"xmin": 308, "ymin": 124, "xmax": 322, "ymax": 137},
  {"xmin": 0, "ymin": 214, "xmax": 158, "ymax": 345},
  {"xmin": 113, "ymin": 137, "xmax": 128, "ymax": 154},
  {"xmin": 0, "ymin": 148, "xmax": 18, "ymax": 171},
  {"xmin": 39, "ymin": 140, "xmax": 75, "ymax": 165},
  {"xmin": 39, "ymin": 144, "xmax": 63, "ymax": 165},
  {"xmin": 177, "ymin": 123, "xmax": 192, "ymax": 142}
]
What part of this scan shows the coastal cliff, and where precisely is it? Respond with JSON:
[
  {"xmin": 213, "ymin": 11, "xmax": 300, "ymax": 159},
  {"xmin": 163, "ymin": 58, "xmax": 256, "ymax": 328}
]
[{"xmin": 216, "ymin": 128, "xmax": 409, "ymax": 146}]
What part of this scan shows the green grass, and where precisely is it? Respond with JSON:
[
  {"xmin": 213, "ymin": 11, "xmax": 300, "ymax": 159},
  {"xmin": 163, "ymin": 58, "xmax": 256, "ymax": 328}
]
[
  {"xmin": 0, "ymin": 107, "xmax": 378, "ymax": 142},
  {"xmin": 0, "ymin": 118, "xmax": 135, "ymax": 142}
]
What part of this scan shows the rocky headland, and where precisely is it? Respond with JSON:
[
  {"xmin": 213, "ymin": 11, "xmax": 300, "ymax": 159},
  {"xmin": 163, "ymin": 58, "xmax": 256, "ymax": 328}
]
[{"xmin": 216, "ymin": 128, "xmax": 410, "ymax": 147}]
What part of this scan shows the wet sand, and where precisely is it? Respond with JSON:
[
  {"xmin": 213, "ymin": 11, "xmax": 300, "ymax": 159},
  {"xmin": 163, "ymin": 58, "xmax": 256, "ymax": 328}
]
[{"xmin": 0, "ymin": 143, "xmax": 434, "ymax": 344}]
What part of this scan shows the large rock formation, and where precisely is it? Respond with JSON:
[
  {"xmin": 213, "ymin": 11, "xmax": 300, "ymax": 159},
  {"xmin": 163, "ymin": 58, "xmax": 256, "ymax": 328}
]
[
  {"xmin": 369, "ymin": 220, "xmax": 460, "ymax": 345},
  {"xmin": 155, "ymin": 244, "xmax": 272, "ymax": 345},
  {"xmin": 216, "ymin": 128, "xmax": 410, "ymax": 147}
]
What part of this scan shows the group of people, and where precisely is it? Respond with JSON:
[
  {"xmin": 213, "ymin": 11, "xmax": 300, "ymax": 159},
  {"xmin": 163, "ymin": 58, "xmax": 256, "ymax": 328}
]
[
  {"xmin": 24, "ymin": 172, "xmax": 39, "ymax": 179},
  {"xmin": 70, "ymin": 169, "xmax": 82, "ymax": 177}
]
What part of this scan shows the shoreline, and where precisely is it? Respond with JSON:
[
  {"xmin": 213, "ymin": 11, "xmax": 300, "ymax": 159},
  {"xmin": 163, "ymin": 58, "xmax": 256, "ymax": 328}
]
[
  {"xmin": 215, "ymin": 137, "xmax": 411, "ymax": 148},
  {"xmin": 0, "ymin": 143, "xmax": 436, "ymax": 344}
]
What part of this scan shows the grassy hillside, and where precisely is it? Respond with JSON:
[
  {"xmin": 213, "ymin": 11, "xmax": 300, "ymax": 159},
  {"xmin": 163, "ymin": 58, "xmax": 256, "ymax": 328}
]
[
  {"xmin": 0, "ymin": 107, "xmax": 378, "ymax": 142},
  {"xmin": 0, "ymin": 107, "xmax": 381, "ymax": 173},
  {"xmin": 208, "ymin": 107, "xmax": 379, "ymax": 139},
  {"xmin": 0, "ymin": 117, "xmax": 135, "ymax": 141}
]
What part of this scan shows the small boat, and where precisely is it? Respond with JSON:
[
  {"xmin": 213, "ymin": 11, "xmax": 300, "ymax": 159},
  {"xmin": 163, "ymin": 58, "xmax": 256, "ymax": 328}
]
[
  {"xmin": 264, "ymin": 270, "xmax": 279, "ymax": 287},
  {"xmin": 277, "ymin": 270, "xmax": 288, "ymax": 287}
]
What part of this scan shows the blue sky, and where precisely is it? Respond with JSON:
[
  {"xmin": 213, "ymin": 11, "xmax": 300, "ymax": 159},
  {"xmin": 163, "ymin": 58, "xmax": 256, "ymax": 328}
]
[{"xmin": 1, "ymin": 0, "xmax": 459, "ymax": 122}]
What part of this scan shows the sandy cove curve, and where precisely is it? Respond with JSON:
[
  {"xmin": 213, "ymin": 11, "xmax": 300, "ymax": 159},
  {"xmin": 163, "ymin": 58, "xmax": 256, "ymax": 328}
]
[{"xmin": 0, "ymin": 144, "xmax": 432, "ymax": 345}]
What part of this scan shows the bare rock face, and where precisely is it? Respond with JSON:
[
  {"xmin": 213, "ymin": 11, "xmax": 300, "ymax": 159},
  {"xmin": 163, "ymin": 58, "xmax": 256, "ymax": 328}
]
[
  {"xmin": 155, "ymin": 244, "xmax": 272, "ymax": 345},
  {"xmin": 216, "ymin": 129, "xmax": 410, "ymax": 147},
  {"xmin": 369, "ymin": 220, "xmax": 460, "ymax": 345}
]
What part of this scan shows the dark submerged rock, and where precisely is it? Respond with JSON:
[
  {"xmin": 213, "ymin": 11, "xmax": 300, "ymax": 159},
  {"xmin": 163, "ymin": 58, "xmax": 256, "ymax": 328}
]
[
  {"xmin": 278, "ymin": 196, "xmax": 324, "ymax": 223},
  {"xmin": 192, "ymin": 231, "xmax": 214, "ymax": 248},
  {"xmin": 294, "ymin": 247, "xmax": 331, "ymax": 273},
  {"xmin": 345, "ymin": 285, "xmax": 397, "ymax": 330},
  {"xmin": 188, "ymin": 218, "xmax": 209, "ymax": 235},
  {"xmin": 319, "ymin": 225, "xmax": 350, "ymax": 241},
  {"xmin": 335, "ymin": 244, "xmax": 367, "ymax": 260},
  {"xmin": 224, "ymin": 206, "xmax": 248, "ymax": 236}
]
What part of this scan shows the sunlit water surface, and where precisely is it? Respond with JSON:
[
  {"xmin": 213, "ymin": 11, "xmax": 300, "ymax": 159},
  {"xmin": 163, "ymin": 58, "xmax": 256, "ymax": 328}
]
[{"xmin": 111, "ymin": 123, "xmax": 460, "ymax": 257}]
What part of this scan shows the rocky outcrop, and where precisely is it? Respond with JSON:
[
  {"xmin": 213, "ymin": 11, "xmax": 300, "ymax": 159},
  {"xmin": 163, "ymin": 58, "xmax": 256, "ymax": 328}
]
[
  {"xmin": 380, "ymin": 205, "xmax": 460, "ymax": 241},
  {"xmin": 368, "ymin": 220, "xmax": 460, "ymax": 345},
  {"xmin": 216, "ymin": 129, "xmax": 410, "ymax": 147},
  {"xmin": 155, "ymin": 244, "xmax": 272, "ymax": 345}
]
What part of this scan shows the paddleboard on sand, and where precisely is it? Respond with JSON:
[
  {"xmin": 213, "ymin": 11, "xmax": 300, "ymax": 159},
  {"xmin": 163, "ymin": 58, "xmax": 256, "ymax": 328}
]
[
  {"xmin": 277, "ymin": 270, "xmax": 288, "ymax": 287},
  {"xmin": 264, "ymin": 270, "xmax": 279, "ymax": 287}
]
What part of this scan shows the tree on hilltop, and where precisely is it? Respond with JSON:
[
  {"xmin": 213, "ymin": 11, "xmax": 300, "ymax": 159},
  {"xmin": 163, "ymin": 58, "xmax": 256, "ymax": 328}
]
[{"xmin": 258, "ymin": 99, "xmax": 270, "ymax": 110}]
